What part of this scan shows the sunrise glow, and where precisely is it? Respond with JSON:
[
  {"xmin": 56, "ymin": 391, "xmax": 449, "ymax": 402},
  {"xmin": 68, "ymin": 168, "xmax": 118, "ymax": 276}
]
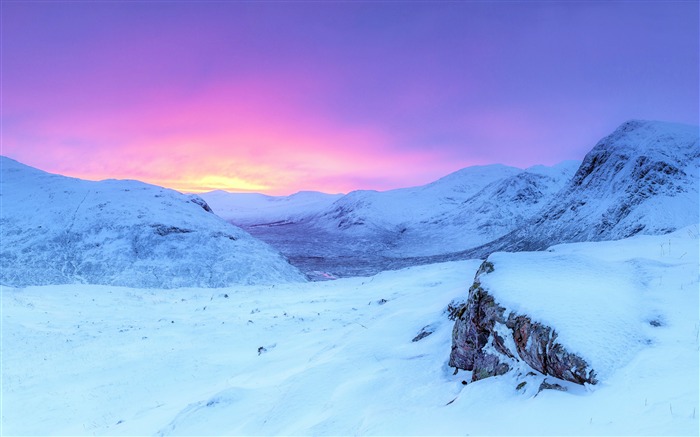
[{"xmin": 2, "ymin": 2, "xmax": 698, "ymax": 194}]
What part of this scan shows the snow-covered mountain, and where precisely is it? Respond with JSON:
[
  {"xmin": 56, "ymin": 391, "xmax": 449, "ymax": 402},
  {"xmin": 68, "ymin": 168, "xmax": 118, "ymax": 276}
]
[
  {"xmin": 203, "ymin": 120, "xmax": 698, "ymax": 277},
  {"xmin": 311, "ymin": 164, "xmax": 523, "ymax": 235},
  {"xmin": 473, "ymin": 120, "xmax": 700, "ymax": 255},
  {"xmin": 6, "ymin": 120, "xmax": 695, "ymax": 283},
  {"xmin": 394, "ymin": 161, "xmax": 580, "ymax": 256},
  {"xmin": 0, "ymin": 157, "xmax": 306, "ymax": 288},
  {"xmin": 204, "ymin": 162, "xmax": 579, "ymax": 277},
  {"xmin": 201, "ymin": 190, "xmax": 344, "ymax": 226}
]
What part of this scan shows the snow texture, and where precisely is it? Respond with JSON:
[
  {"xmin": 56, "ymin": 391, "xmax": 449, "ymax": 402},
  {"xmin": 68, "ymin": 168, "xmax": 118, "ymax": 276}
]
[
  {"xmin": 0, "ymin": 157, "xmax": 306, "ymax": 288},
  {"xmin": 2, "ymin": 228, "xmax": 698, "ymax": 435}
]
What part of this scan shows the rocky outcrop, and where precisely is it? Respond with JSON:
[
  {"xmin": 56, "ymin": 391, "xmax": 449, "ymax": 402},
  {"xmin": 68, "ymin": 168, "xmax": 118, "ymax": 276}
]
[
  {"xmin": 188, "ymin": 194, "xmax": 214, "ymax": 213},
  {"xmin": 449, "ymin": 260, "xmax": 598, "ymax": 385}
]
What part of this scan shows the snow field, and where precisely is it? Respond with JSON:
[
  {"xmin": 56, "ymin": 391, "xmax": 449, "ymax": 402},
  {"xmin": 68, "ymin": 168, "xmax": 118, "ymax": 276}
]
[
  {"xmin": 2, "ymin": 261, "xmax": 480, "ymax": 435},
  {"xmin": 2, "ymin": 227, "xmax": 698, "ymax": 435}
]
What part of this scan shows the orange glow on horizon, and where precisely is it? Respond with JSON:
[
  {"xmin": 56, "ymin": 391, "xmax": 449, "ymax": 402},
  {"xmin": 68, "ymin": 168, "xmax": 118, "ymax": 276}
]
[
  {"xmin": 2, "ymin": 102, "xmax": 464, "ymax": 195},
  {"xmin": 162, "ymin": 175, "xmax": 271, "ymax": 194}
]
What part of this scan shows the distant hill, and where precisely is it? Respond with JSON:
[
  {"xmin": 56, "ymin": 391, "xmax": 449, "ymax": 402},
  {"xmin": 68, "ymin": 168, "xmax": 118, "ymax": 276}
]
[
  {"xmin": 202, "ymin": 162, "xmax": 578, "ymax": 276},
  {"xmin": 0, "ymin": 157, "xmax": 306, "ymax": 288}
]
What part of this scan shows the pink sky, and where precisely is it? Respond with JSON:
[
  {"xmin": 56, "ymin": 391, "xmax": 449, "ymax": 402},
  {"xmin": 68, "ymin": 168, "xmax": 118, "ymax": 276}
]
[{"xmin": 2, "ymin": 2, "xmax": 698, "ymax": 194}]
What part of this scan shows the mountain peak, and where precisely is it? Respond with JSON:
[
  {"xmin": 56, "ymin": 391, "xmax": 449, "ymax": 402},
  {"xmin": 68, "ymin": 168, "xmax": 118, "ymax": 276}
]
[{"xmin": 479, "ymin": 120, "xmax": 700, "ymax": 254}]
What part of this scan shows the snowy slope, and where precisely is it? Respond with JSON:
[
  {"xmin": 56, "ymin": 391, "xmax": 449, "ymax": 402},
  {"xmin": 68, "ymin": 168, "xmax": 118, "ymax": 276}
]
[
  {"xmin": 0, "ymin": 157, "xmax": 306, "ymax": 288},
  {"xmin": 221, "ymin": 163, "xmax": 577, "ymax": 277},
  {"xmin": 3, "ymin": 227, "xmax": 698, "ymax": 435},
  {"xmin": 200, "ymin": 190, "xmax": 343, "ymax": 226},
  {"xmin": 312, "ymin": 164, "xmax": 523, "ymax": 234},
  {"xmin": 479, "ymin": 120, "xmax": 700, "ymax": 254},
  {"xmin": 396, "ymin": 160, "xmax": 581, "ymax": 256}
]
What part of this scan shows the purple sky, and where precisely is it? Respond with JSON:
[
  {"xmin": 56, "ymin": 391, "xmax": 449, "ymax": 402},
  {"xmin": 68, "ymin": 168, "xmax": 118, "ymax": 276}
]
[{"xmin": 2, "ymin": 1, "xmax": 698, "ymax": 194}]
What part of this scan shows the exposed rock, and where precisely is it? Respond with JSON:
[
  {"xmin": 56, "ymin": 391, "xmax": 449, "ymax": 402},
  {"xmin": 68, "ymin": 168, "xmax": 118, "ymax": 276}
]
[
  {"xmin": 537, "ymin": 379, "xmax": 568, "ymax": 394},
  {"xmin": 445, "ymin": 298, "xmax": 467, "ymax": 321},
  {"xmin": 151, "ymin": 224, "xmax": 194, "ymax": 236},
  {"xmin": 412, "ymin": 325, "xmax": 435, "ymax": 342},
  {"xmin": 449, "ymin": 260, "xmax": 597, "ymax": 385},
  {"xmin": 188, "ymin": 195, "xmax": 214, "ymax": 213}
]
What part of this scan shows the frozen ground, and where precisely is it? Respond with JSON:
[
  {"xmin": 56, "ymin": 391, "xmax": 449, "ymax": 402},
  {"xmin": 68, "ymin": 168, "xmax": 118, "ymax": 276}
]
[{"xmin": 2, "ymin": 228, "xmax": 699, "ymax": 436}]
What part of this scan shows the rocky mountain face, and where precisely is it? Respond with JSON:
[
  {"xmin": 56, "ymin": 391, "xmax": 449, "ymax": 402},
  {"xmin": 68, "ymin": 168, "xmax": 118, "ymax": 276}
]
[
  {"xmin": 474, "ymin": 120, "xmax": 699, "ymax": 255},
  {"xmin": 0, "ymin": 157, "xmax": 306, "ymax": 288}
]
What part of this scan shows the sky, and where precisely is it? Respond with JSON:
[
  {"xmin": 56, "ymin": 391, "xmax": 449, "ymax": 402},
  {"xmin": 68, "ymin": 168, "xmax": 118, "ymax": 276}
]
[{"xmin": 2, "ymin": 1, "xmax": 698, "ymax": 195}]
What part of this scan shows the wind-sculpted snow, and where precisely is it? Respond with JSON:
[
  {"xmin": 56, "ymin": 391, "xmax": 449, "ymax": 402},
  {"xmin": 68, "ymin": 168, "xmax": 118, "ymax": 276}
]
[{"xmin": 0, "ymin": 157, "xmax": 306, "ymax": 288}]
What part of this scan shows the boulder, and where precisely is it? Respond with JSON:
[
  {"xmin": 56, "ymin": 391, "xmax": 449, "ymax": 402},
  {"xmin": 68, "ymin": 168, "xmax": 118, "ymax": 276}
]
[{"xmin": 449, "ymin": 260, "xmax": 597, "ymax": 385}]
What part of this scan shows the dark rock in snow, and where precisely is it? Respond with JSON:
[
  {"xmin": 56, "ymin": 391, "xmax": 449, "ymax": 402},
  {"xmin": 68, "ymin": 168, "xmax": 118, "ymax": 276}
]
[
  {"xmin": 537, "ymin": 379, "xmax": 568, "ymax": 394},
  {"xmin": 412, "ymin": 325, "xmax": 435, "ymax": 342},
  {"xmin": 188, "ymin": 195, "xmax": 214, "ymax": 213},
  {"xmin": 449, "ymin": 261, "xmax": 598, "ymax": 385}
]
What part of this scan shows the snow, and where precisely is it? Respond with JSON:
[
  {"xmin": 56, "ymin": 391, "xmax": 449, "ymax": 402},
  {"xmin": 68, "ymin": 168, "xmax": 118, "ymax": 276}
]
[
  {"xmin": 0, "ymin": 156, "xmax": 306, "ymax": 288},
  {"xmin": 480, "ymin": 223, "xmax": 699, "ymax": 381},
  {"xmin": 525, "ymin": 160, "xmax": 581, "ymax": 179},
  {"xmin": 199, "ymin": 190, "xmax": 344, "ymax": 226},
  {"xmin": 210, "ymin": 162, "xmax": 579, "ymax": 277},
  {"xmin": 485, "ymin": 120, "xmax": 700, "ymax": 254},
  {"xmin": 3, "ymin": 229, "xmax": 698, "ymax": 435},
  {"xmin": 2, "ymin": 120, "xmax": 698, "ymax": 435}
]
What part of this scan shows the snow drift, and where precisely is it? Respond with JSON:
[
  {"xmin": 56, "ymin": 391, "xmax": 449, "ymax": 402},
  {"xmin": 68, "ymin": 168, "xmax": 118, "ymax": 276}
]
[{"xmin": 0, "ymin": 157, "xmax": 306, "ymax": 288}]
